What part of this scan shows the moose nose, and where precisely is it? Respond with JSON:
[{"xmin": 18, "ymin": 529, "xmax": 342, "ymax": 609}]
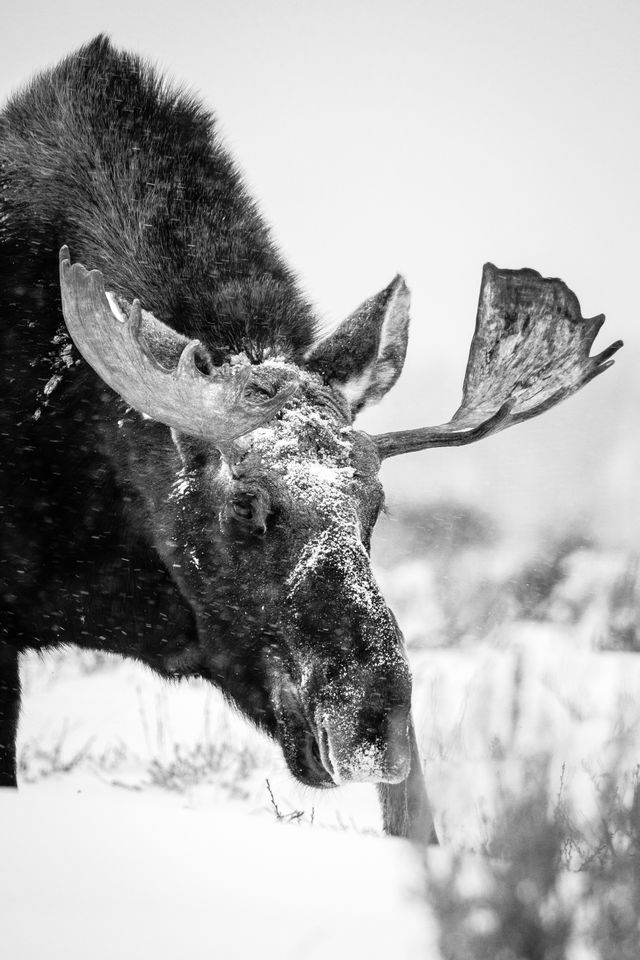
[{"xmin": 316, "ymin": 707, "xmax": 411, "ymax": 785}]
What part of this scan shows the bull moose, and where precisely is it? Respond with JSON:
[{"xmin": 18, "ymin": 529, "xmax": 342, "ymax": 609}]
[{"xmin": 0, "ymin": 36, "xmax": 621, "ymax": 842}]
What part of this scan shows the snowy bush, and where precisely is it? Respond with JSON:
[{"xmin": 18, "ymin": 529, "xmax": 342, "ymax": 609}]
[
  {"xmin": 374, "ymin": 504, "xmax": 640, "ymax": 651},
  {"xmin": 427, "ymin": 757, "xmax": 640, "ymax": 959}
]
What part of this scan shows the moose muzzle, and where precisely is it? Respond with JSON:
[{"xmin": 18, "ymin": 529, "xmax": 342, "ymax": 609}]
[
  {"xmin": 315, "ymin": 696, "xmax": 412, "ymax": 785},
  {"xmin": 284, "ymin": 525, "xmax": 414, "ymax": 785}
]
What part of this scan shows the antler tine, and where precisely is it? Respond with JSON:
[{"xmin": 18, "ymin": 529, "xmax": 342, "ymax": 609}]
[
  {"xmin": 58, "ymin": 247, "xmax": 299, "ymax": 443},
  {"xmin": 372, "ymin": 264, "xmax": 623, "ymax": 460},
  {"xmin": 374, "ymin": 400, "xmax": 515, "ymax": 458}
]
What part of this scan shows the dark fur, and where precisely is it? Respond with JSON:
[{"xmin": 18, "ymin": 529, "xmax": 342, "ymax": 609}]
[
  {"xmin": 0, "ymin": 36, "xmax": 324, "ymax": 781},
  {"xmin": 0, "ymin": 40, "xmax": 435, "ymax": 846},
  {"xmin": 1, "ymin": 35, "xmax": 316, "ymax": 363}
]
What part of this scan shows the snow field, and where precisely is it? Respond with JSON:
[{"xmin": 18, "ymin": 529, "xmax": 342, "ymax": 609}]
[{"xmin": 0, "ymin": 788, "xmax": 435, "ymax": 960}]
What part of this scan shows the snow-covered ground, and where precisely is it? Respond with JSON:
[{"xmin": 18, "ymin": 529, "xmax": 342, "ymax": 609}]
[
  {"xmin": 413, "ymin": 631, "xmax": 640, "ymax": 847},
  {"xmin": 6, "ymin": 542, "xmax": 640, "ymax": 958},
  {"xmin": 6, "ymin": 650, "xmax": 439, "ymax": 959},
  {"xmin": 17, "ymin": 650, "xmax": 386, "ymax": 833},
  {"xmin": 16, "ymin": 627, "xmax": 640, "ymax": 847},
  {"xmin": 1, "ymin": 788, "xmax": 435, "ymax": 960}
]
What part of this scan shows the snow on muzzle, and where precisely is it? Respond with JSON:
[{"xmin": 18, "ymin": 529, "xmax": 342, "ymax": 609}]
[
  {"xmin": 310, "ymin": 667, "xmax": 412, "ymax": 785},
  {"xmin": 287, "ymin": 527, "xmax": 413, "ymax": 785}
]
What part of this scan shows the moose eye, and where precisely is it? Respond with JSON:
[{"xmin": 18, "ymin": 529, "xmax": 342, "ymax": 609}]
[
  {"xmin": 230, "ymin": 498, "xmax": 254, "ymax": 522},
  {"xmin": 226, "ymin": 490, "xmax": 271, "ymax": 536},
  {"xmin": 244, "ymin": 381, "xmax": 276, "ymax": 403}
]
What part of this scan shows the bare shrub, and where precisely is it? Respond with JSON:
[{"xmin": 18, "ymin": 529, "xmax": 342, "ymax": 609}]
[
  {"xmin": 428, "ymin": 759, "xmax": 572, "ymax": 960},
  {"xmin": 428, "ymin": 758, "xmax": 640, "ymax": 959},
  {"xmin": 375, "ymin": 505, "xmax": 640, "ymax": 651}
]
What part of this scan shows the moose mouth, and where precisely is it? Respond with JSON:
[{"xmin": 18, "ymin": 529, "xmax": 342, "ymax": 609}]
[
  {"xmin": 274, "ymin": 690, "xmax": 335, "ymax": 787},
  {"xmin": 282, "ymin": 718, "xmax": 336, "ymax": 788}
]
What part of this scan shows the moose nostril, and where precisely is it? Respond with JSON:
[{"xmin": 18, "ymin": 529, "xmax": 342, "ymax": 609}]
[
  {"xmin": 316, "ymin": 724, "xmax": 334, "ymax": 780},
  {"xmin": 303, "ymin": 729, "xmax": 333, "ymax": 784},
  {"xmin": 310, "ymin": 736, "xmax": 322, "ymax": 767}
]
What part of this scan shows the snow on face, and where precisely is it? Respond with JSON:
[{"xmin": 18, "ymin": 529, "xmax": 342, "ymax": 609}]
[
  {"xmin": 234, "ymin": 363, "xmax": 380, "ymax": 606},
  {"xmin": 318, "ymin": 672, "xmax": 411, "ymax": 785},
  {"xmin": 166, "ymin": 358, "xmax": 411, "ymax": 781},
  {"xmin": 232, "ymin": 365, "xmax": 410, "ymax": 777},
  {"xmin": 168, "ymin": 359, "xmax": 392, "ymax": 669}
]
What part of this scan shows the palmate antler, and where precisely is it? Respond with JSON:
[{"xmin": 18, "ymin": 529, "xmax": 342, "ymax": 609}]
[
  {"xmin": 58, "ymin": 247, "xmax": 299, "ymax": 442},
  {"xmin": 373, "ymin": 264, "xmax": 623, "ymax": 459}
]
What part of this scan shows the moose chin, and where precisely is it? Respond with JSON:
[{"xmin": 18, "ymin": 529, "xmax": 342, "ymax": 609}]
[{"xmin": 0, "ymin": 36, "xmax": 622, "ymax": 844}]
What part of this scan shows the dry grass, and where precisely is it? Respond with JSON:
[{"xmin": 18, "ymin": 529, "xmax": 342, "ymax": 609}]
[
  {"xmin": 18, "ymin": 690, "xmax": 265, "ymax": 800},
  {"xmin": 427, "ymin": 755, "xmax": 640, "ymax": 959},
  {"xmin": 375, "ymin": 506, "xmax": 640, "ymax": 652}
]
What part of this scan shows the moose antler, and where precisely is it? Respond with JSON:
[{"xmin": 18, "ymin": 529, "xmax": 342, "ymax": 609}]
[
  {"xmin": 373, "ymin": 264, "xmax": 623, "ymax": 459},
  {"xmin": 59, "ymin": 247, "xmax": 299, "ymax": 442}
]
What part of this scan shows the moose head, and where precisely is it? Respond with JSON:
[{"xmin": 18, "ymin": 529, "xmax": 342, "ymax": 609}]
[{"xmin": 59, "ymin": 247, "xmax": 622, "ymax": 790}]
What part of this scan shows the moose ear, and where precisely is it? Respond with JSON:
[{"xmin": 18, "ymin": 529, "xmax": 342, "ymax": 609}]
[{"xmin": 304, "ymin": 275, "xmax": 410, "ymax": 415}]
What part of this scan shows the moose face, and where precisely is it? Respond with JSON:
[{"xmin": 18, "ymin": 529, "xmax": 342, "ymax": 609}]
[
  {"xmin": 59, "ymin": 249, "xmax": 418, "ymax": 790},
  {"xmin": 169, "ymin": 370, "xmax": 412, "ymax": 787}
]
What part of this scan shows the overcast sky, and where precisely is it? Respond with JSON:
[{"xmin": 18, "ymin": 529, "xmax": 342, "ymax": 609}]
[{"xmin": 2, "ymin": 0, "xmax": 639, "ymax": 542}]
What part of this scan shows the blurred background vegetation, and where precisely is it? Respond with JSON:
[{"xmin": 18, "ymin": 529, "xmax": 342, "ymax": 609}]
[{"xmin": 373, "ymin": 501, "xmax": 640, "ymax": 654}]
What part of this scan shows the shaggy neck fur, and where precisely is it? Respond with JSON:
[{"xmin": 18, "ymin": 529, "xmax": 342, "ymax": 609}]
[{"xmin": 0, "ymin": 34, "xmax": 318, "ymax": 365}]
